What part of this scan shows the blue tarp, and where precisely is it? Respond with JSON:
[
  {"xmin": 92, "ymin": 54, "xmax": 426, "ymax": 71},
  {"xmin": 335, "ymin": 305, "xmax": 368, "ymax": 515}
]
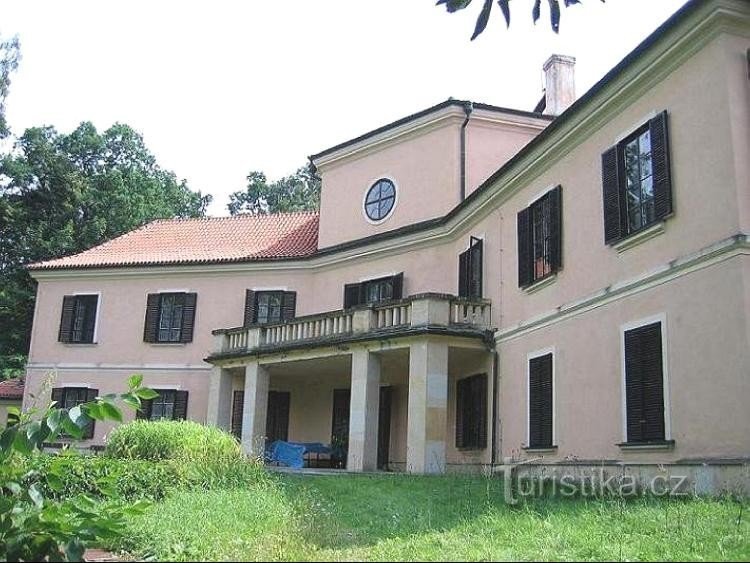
[{"xmin": 266, "ymin": 441, "xmax": 332, "ymax": 469}]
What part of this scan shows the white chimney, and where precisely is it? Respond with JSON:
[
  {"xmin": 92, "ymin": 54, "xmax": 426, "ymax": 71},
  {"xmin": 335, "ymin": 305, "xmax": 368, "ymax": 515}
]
[{"xmin": 543, "ymin": 54, "xmax": 576, "ymax": 116}]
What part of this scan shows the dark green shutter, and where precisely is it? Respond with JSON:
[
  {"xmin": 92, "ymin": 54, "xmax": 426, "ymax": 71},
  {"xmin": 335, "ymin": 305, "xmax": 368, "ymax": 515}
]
[
  {"xmin": 58, "ymin": 296, "xmax": 76, "ymax": 343},
  {"xmin": 81, "ymin": 295, "xmax": 98, "ymax": 343},
  {"xmin": 529, "ymin": 354, "xmax": 553, "ymax": 449},
  {"xmin": 469, "ymin": 238, "xmax": 483, "ymax": 299},
  {"xmin": 143, "ymin": 294, "xmax": 160, "ymax": 342},
  {"xmin": 51, "ymin": 387, "xmax": 64, "ymax": 406},
  {"xmin": 517, "ymin": 208, "xmax": 533, "ymax": 288},
  {"xmin": 244, "ymin": 290, "xmax": 256, "ymax": 326},
  {"xmin": 180, "ymin": 293, "xmax": 197, "ymax": 343},
  {"xmin": 266, "ymin": 391, "xmax": 290, "ymax": 443},
  {"xmin": 84, "ymin": 388, "xmax": 98, "ymax": 439},
  {"xmin": 602, "ymin": 146, "xmax": 625, "ymax": 244},
  {"xmin": 624, "ymin": 322, "xmax": 665, "ymax": 443},
  {"xmin": 390, "ymin": 273, "xmax": 404, "ymax": 300},
  {"xmin": 174, "ymin": 391, "xmax": 189, "ymax": 420},
  {"xmin": 458, "ymin": 249, "xmax": 469, "ymax": 298},
  {"xmin": 455, "ymin": 378, "xmax": 466, "ymax": 448},
  {"xmin": 344, "ymin": 283, "xmax": 362, "ymax": 308},
  {"xmin": 281, "ymin": 292, "xmax": 297, "ymax": 321},
  {"xmin": 549, "ymin": 186, "xmax": 563, "ymax": 271},
  {"xmin": 231, "ymin": 390, "xmax": 245, "ymax": 440},
  {"xmin": 649, "ymin": 111, "xmax": 673, "ymax": 220},
  {"xmin": 137, "ymin": 399, "xmax": 153, "ymax": 420}
]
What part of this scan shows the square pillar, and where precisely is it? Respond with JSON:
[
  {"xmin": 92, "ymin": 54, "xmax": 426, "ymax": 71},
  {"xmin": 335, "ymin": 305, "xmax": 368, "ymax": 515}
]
[
  {"xmin": 241, "ymin": 362, "xmax": 270, "ymax": 459},
  {"xmin": 407, "ymin": 339, "xmax": 449, "ymax": 474},
  {"xmin": 206, "ymin": 366, "xmax": 233, "ymax": 430},
  {"xmin": 347, "ymin": 349, "xmax": 381, "ymax": 472}
]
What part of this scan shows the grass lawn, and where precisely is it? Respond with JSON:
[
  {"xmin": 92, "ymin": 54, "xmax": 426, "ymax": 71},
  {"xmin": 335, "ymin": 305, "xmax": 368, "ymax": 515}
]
[{"xmin": 120, "ymin": 473, "xmax": 749, "ymax": 561}]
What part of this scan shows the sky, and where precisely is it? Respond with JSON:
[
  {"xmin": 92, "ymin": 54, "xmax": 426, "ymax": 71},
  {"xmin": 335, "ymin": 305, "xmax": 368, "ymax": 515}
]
[{"xmin": 2, "ymin": 0, "xmax": 688, "ymax": 216}]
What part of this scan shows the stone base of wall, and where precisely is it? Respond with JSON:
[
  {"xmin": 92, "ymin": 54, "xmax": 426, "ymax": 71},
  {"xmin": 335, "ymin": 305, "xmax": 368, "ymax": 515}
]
[
  {"xmin": 387, "ymin": 458, "xmax": 750, "ymax": 497},
  {"xmin": 502, "ymin": 459, "xmax": 750, "ymax": 497}
]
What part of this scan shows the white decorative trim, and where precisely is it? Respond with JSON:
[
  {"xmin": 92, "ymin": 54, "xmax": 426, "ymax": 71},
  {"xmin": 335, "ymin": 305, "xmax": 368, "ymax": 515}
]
[
  {"xmin": 612, "ymin": 109, "xmax": 659, "ymax": 145},
  {"xmin": 148, "ymin": 384, "xmax": 183, "ymax": 390},
  {"xmin": 528, "ymin": 185, "xmax": 560, "ymax": 207},
  {"xmin": 613, "ymin": 221, "xmax": 666, "ymax": 253},
  {"xmin": 358, "ymin": 272, "xmax": 399, "ymax": 283},
  {"xmin": 620, "ymin": 313, "xmax": 671, "ymax": 443},
  {"xmin": 362, "ymin": 176, "xmax": 399, "ymax": 226},
  {"xmin": 498, "ymin": 234, "xmax": 749, "ymax": 343},
  {"xmin": 251, "ymin": 287, "xmax": 289, "ymax": 292},
  {"xmin": 526, "ymin": 346, "xmax": 556, "ymax": 448},
  {"xmin": 523, "ymin": 274, "xmax": 558, "ymax": 295}
]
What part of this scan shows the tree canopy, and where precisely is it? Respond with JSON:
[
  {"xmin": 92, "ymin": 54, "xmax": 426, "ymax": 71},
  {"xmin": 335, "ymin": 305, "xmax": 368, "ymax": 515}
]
[
  {"xmin": 227, "ymin": 164, "xmax": 320, "ymax": 216},
  {"xmin": 0, "ymin": 121, "xmax": 211, "ymax": 376},
  {"xmin": 0, "ymin": 33, "xmax": 20, "ymax": 138},
  {"xmin": 437, "ymin": 0, "xmax": 605, "ymax": 40}
]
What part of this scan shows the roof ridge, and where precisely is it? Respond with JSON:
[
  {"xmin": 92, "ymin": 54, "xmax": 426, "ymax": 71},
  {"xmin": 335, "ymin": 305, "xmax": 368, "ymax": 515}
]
[{"xmin": 149, "ymin": 210, "xmax": 320, "ymax": 224}]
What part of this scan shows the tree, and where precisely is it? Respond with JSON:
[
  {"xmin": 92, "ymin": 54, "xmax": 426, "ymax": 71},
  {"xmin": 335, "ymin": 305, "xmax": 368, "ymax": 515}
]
[
  {"xmin": 227, "ymin": 164, "xmax": 321, "ymax": 216},
  {"xmin": 0, "ymin": 122, "xmax": 212, "ymax": 377},
  {"xmin": 437, "ymin": 0, "xmax": 605, "ymax": 40},
  {"xmin": 0, "ymin": 33, "xmax": 20, "ymax": 138}
]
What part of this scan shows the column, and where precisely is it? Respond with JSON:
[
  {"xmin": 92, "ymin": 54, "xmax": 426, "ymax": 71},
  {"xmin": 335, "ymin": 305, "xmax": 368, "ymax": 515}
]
[
  {"xmin": 407, "ymin": 339, "xmax": 449, "ymax": 474},
  {"xmin": 347, "ymin": 349, "xmax": 381, "ymax": 472},
  {"xmin": 206, "ymin": 366, "xmax": 233, "ymax": 430},
  {"xmin": 241, "ymin": 362, "xmax": 270, "ymax": 458}
]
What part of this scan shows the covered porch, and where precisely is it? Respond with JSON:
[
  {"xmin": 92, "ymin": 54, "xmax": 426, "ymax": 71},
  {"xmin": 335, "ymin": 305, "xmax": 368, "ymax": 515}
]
[{"xmin": 206, "ymin": 294, "xmax": 495, "ymax": 474}]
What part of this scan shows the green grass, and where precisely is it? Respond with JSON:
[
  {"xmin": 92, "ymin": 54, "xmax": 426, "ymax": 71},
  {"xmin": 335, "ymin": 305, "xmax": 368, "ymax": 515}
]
[{"xmin": 120, "ymin": 473, "xmax": 750, "ymax": 561}]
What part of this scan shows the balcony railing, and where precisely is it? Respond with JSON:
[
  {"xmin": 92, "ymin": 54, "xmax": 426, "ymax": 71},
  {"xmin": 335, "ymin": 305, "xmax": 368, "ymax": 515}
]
[{"xmin": 213, "ymin": 293, "xmax": 491, "ymax": 356}]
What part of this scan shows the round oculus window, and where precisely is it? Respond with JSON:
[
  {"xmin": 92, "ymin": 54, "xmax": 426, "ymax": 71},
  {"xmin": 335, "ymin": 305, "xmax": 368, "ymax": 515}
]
[{"xmin": 364, "ymin": 179, "xmax": 396, "ymax": 222}]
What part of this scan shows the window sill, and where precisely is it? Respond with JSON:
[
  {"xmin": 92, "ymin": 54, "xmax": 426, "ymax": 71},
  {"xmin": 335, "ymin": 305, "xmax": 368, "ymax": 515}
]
[
  {"xmin": 617, "ymin": 440, "xmax": 675, "ymax": 452},
  {"xmin": 613, "ymin": 221, "xmax": 666, "ymax": 253},
  {"xmin": 522, "ymin": 273, "xmax": 558, "ymax": 295},
  {"xmin": 522, "ymin": 445, "xmax": 558, "ymax": 454},
  {"xmin": 147, "ymin": 342, "xmax": 188, "ymax": 347},
  {"xmin": 62, "ymin": 343, "xmax": 98, "ymax": 347}
]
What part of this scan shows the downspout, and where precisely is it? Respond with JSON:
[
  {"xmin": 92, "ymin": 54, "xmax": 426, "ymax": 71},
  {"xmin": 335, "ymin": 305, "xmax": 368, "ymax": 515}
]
[
  {"xmin": 460, "ymin": 101, "xmax": 473, "ymax": 202},
  {"xmin": 491, "ymin": 349, "xmax": 499, "ymax": 467}
]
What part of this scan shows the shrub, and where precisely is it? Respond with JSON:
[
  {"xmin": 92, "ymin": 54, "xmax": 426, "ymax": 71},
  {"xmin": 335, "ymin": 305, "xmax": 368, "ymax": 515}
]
[
  {"xmin": 26, "ymin": 451, "xmax": 188, "ymax": 501},
  {"xmin": 105, "ymin": 420, "xmax": 242, "ymax": 463}
]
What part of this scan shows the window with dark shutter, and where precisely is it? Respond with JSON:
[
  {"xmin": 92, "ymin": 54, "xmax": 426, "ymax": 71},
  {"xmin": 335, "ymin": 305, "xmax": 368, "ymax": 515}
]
[
  {"xmin": 624, "ymin": 322, "xmax": 666, "ymax": 444},
  {"xmin": 144, "ymin": 293, "xmax": 197, "ymax": 343},
  {"xmin": 139, "ymin": 389, "xmax": 189, "ymax": 421},
  {"xmin": 231, "ymin": 390, "xmax": 245, "ymax": 440},
  {"xmin": 517, "ymin": 186, "xmax": 563, "ymax": 288},
  {"xmin": 458, "ymin": 237, "xmax": 483, "ymax": 299},
  {"xmin": 251, "ymin": 291, "xmax": 297, "ymax": 324},
  {"xmin": 602, "ymin": 111, "xmax": 672, "ymax": 244},
  {"xmin": 58, "ymin": 295, "xmax": 99, "ymax": 344},
  {"xmin": 528, "ymin": 353, "xmax": 554, "ymax": 449},
  {"xmin": 52, "ymin": 387, "xmax": 98, "ymax": 439},
  {"xmin": 455, "ymin": 374, "xmax": 488, "ymax": 450},
  {"xmin": 343, "ymin": 273, "xmax": 404, "ymax": 308}
]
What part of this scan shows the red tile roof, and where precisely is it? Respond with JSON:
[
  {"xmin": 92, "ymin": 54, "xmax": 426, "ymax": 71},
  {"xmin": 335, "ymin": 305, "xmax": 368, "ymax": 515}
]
[
  {"xmin": 29, "ymin": 212, "xmax": 320, "ymax": 270},
  {"xmin": 0, "ymin": 378, "xmax": 24, "ymax": 400}
]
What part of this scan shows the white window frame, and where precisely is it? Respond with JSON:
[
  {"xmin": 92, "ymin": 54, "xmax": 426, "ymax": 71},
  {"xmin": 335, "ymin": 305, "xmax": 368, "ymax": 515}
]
[
  {"xmin": 362, "ymin": 176, "xmax": 399, "ymax": 226},
  {"xmin": 526, "ymin": 346, "xmax": 556, "ymax": 449},
  {"xmin": 71, "ymin": 291, "xmax": 102, "ymax": 344},
  {"xmin": 619, "ymin": 313, "xmax": 671, "ymax": 443}
]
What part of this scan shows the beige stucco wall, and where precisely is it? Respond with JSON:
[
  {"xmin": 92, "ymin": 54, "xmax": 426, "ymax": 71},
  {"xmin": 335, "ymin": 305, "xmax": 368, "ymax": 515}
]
[
  {"xmin": 499, "ymin": 256, "xmax": 750, "ymax": 463},
  {"xmin": 22, "ymin": 367, "xmax": 210, "ymax": 445},
  {"xmin": 24, "ymin": 14, "xmax": 750, "ymax": 465}
]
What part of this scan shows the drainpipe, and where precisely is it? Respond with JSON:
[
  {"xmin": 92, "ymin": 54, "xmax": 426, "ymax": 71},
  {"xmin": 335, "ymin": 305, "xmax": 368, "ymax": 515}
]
[
  {"xmin": 491, "ymin": 349, "xmax": 499, "ymax": 467},
  {"xmin": 460, "ymin": 101, "xmax": 473, "ymax": 202}
]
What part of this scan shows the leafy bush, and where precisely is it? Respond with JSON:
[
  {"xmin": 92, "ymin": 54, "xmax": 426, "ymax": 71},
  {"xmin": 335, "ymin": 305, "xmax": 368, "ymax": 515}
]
[
  {"xmin": 26, "ymin": 452, "xmax": 188, "ymax": 501},
  {"xmin": 105, "ymin": 420, "xmax": 242, "ymax": 463}
]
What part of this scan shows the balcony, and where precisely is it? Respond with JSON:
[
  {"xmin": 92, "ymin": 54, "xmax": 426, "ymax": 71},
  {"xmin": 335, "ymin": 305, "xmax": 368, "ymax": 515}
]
[{"xmin": 210, "ymin": 293, "xmax": 492, "ymax": 359}]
